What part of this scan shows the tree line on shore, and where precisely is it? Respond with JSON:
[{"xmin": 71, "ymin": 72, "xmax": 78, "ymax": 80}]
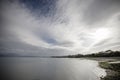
[{"xmin": 52, "ymin": 50, "xmax": 120, "ymax": 58}]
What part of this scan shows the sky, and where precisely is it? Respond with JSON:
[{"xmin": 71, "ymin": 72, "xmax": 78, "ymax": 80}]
[{"xmin": 0, "ymin": 0, "xmax": 120, "ymax": 56}]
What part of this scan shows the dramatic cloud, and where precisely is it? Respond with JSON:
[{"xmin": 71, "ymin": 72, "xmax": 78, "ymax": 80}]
[{"xmin": 0, "ymin": 0, "xmax": 120, "ymax": 55}]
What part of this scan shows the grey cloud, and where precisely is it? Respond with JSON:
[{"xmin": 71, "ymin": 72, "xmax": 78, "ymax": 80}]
[
  {"xmin": 83, "ymin": 0, "xmax": 120, "ymax": 25},
  {"xmin": 94, "ymin": 42, "xmax": 120, "ymax": 52},
  {"xmin": 56, "ymin": 41, "xmax": 74, "ymax": 47},
  {"xmin": 0, "ymin": 38, "xmax": 73, "ymax": 56},
  {"xmin": 102, "ymin": 42, "xmax": 120, "ymax": 49},
  {"xmin": 93, "ymin": 38, "xmax": 112, "ymax": 47}
]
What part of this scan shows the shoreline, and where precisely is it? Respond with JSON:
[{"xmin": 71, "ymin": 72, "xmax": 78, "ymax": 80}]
[
  {"xmin": 83, "ymin": 57, "xmax": 120, "ymax": 80},
  {"xmin": 99, "ymin": 61, "xmax": 120, "ymax": 80}
]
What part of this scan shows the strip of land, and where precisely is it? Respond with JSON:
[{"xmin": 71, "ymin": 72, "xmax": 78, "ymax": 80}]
[{"xmin": 99, "ymin": 60, "xmax": 120, "ymax": 80}]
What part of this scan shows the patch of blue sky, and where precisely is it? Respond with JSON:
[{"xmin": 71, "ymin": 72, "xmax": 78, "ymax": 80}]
[{"xmin": 20, "ymin": 0, "xmax": 57, "ymax": 17}]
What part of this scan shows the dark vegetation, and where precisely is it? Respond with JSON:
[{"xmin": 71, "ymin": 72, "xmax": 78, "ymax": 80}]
[
  {"xmin": 84, "ymin": 50, "xmax": 120, "ymax": 57},
  {"xmin": 99, "ymin": 62, "xmax": 120, "ymax": 80},
  {"xmin": 52, "ymin": 50, "xmax": 120, "ymax": 58}
]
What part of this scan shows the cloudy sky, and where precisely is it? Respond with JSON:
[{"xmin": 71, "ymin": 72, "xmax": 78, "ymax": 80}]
[{"xmin": 0, "ymin": 0, "xmax": 120, "ymax": 56}]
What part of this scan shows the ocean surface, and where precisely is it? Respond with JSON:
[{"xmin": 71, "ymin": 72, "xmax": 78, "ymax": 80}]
[{"xmin": 0, "ymin": 57, "xmax": 106, "ymax": 80}]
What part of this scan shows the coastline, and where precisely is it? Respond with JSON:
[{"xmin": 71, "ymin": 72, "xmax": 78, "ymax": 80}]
[
  {"xmin": 99, "ymin": 61, "xmax": 120, "ymax": 80},
  {"xmin": 83, "ymin": 57, "xmax": 120, "ymax": 80}
]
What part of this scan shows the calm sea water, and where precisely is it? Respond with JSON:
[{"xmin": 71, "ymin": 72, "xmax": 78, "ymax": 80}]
[{"xmin": 0, "ymin": 58, "xmax": 106, "ymax": 80}]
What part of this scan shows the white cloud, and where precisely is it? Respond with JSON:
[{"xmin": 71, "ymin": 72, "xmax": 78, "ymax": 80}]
[{"xmin": 1, "ymin": 0, "xmax": 120, "ymax": 55}]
